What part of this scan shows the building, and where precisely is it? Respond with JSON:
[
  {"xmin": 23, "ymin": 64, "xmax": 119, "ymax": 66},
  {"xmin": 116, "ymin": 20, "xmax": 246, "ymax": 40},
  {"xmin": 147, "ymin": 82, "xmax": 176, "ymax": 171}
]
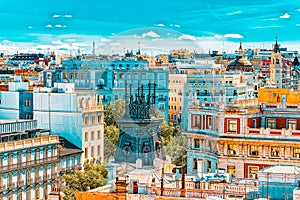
[
  {"xmin": 33, "ymin": 83, "xmax": 104, "ymax": 163},
  {"xmin": 184, "ymin": 88, "xmax": 300, "ymax": 179},
  {"xmin": 0, "ymin": 81, "xmax": 33, "ymax": 120},
  {"xmin": 0, "ymin": 81, "xmax": 104, "ymax": 163},
  {"xmin": 269, "ymin": 38, "xmax": 291, "ymax": 88},
  {"xmin": 257, "ymin": 164, "xmax": 300, "ymax": 200},
  {"xmin": 0, "ymin": 119, "xmax": 60, "ymax": 200},
  {"xmin": 45, "ymin": 58, "xmax": 169, "ymax": 120},
  {"xmin": 168, "ymin": 73, "xmax": 187, "ymax": 125}
]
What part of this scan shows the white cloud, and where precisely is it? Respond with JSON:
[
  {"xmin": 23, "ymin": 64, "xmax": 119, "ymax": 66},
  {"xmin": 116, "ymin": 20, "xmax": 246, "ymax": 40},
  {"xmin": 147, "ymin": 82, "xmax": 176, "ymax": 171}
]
[
  {"xmin": 297, "ymin": 24, "xmax": 300, "ymax": 27},
  {"xmin": 297, "ymin": 8, "xmax": 300, "ymax": 12},
  {"xmin": 64, "ymin": 14, "xmax": 72, "ymax": 18},
  {"xmin": 2, "ymin": 40, "xmax": 11, "ymax": 43},
  {"xmin": 64, "ymin": 39, "xmax": 77, "ymax": 42},
  {"xmin": 280, "ymin": 13, "xmax": 290, "ymax": 19},
  {"xmin": 63, "ymin": 25, "xmax": 67, "ymax": 28},
  {"xmin": 72, "ymin": 42, "xmax": 89, "ymax": 47},
  {"xmin": 174, "ymin": 24, "xmax": 181, "ymax": 28},
  {"xmin": 28, "ymin": 26, "xmax": 33, "ymax": 29},
  {"xmin": 178, "ymin": 34, "xmax": 196, "ymax": 41},
  {"xmin": 100, "ymin": 38, "xmax": 110, "ymax": 43},
  {"xmin": 51, "ymin": 40, "xmax": 63, "ymax": 45},
  {"xmin": 112, "ymin": 33, "xmax": 116, "ymax": 35},
  {"xmin": 227, "ymin": 11, "xmax": 242, "ymax": 15},
  {"xmin": 157, "ymin": 24, "xmax": 165, "ymax": 27},
  {"xmin": 223, "ymin": 34, "xmax": 244, "ymax": 39},
  {"xmin": 214, "ymin": 34, "xmax": 223, "ymax": 39},
  {"xmin": 52, "ymin": 14, "xmax": 60, "ymax": 18},
  {"xmin": 251, "ymin": 25, "xmax": 281, "ymax": 29},
  {"xmin": 141, "ymin": 31, "xmax": 160, "ymax": 38},
  {"xmin": 36, "ymin": 45, "xmax": 55, "ymax": 50},
  {"xmin": 263, "ymin": 18, "xmax": 278, "ymax": 21},
  {"xmin": 55, "ymin": 24, "xmax": 63, "ymax": 28},
  {"xmin": 45, "ymin": 24, "xmax": 52, "ymax": 28}
]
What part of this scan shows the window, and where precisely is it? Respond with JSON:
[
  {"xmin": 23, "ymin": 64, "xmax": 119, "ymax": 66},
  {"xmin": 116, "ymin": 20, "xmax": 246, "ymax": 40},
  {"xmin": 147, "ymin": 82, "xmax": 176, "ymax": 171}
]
[
  {"xmin": 294, "ymin": 148, "xmax": 300, "ymax": 158},
  {"xmin": 194, "ymin": 139, "xmax": 200, "ymax": 148},
  {"xmin": 84, "ymin": 117, "xmax": 89, "ymax": 125},
  {"xmin": 84, "ymin": 148, "xmax": 88, "ymax": 158},
  {"xmin": 97, "ymin": 145, "xmax": 101, "ymax": 156},
  {"xmin": 266, "ymin": 119, "xmax": 275, "ymax": 129},
  {"xmin": 91, "ymin": 147, "xmax": 94, "ymax": 157},
  {"xmin": 227, "ymin": 144, "xmax": 236, "ymax": 155},
  {"xmin": 91, "ymin": 117, "xmax": 95, "ymax": 124},
  {"xmin": 271, "ymin": 146, "xmax": 280, "ymax": 157},
  {"xmin": 91, "ymin": 131, "xmax": 94, "ymax": 140},
  {"xmin": 97, "ymin": 130, "xmax": 101, "ymax": 140},
  {"xmin": 98, "ymin": 116, "xmax": 102, "ymax": 123},
  {"xmin": 207, "ymin": 117, "xmax": 212, "ymax": 129},
  {"xmin": 207, "ymin": 161, "xmax": 212, "ymax": 172},
  {"xmin": 248, "ymin": 166, "xmax": 259, "ymax": 179},
  {"xmin": 249, "ymin": 145, "xmax": 259, "ymax": 156},
  {"xmin": 227, "ymin": 166, "xmax": 236, "ymax": 177},
  {"xmin": 193, "ymin": 159, "xmax": 198, "ymax": 170},
  {"xmin": 288, "ymin": 120, "xmax": 297, "ymax": 130},
  {"xmin": 228, "ymin": 120, "xmax": 237, "ymax": 132},
  {"xmin": 85, "ymin": 132, "xmax": 88, "ymax": 141},
  {"xmin": 253, "ymin": 119, "xmax": 257, "ymax": 128},
  {"xmin": 193, "ymin": 115, "xmax": 201, "ymax": 128}
]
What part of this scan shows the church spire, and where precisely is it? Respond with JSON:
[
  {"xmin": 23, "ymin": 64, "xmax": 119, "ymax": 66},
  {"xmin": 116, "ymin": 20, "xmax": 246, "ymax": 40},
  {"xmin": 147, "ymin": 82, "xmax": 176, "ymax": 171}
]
[
  {"xmin": 238, "ymin": 42, "xmax": 243, "ymax": 56},
  {"xmin": 273, "ymin": 37, "xmax": 280, "ymax": 53}
]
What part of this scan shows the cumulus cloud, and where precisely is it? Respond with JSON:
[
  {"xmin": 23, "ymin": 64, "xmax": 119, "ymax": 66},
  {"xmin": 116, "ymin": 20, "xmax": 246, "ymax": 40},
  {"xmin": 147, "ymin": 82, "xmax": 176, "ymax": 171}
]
[
  {"xmin": 157, "ymin": 24, "xmax": 165, "ymax": 27},
  {"xmin": 280, "ymin": 13, "xmax": 290, "ymax": 19},
  {"xmin": 174, "ymin": 24, "xmax": 181, "ymax": 28},
  {"xmin": 64, "ymin": 14, "xmax": 72, "ymax": 18},
  {"xmin": 297, "ymin": 24, "xmax": 300, "ymax": 27},
  {"xmin": 100, "ymin": 38, "xmax": 110, "ymax": 43},
  {"xmin": 28, "ymin": 26, "xmax": 33, "ymax": 29},
  {"xmin": 223, "ymin": 34, "xmax": 244, "ymax": 39},
  {"xmin": 52, "ymin": 14, "xmax": 60, "ymax": 18},
  {"xmin": 45, "ymin": 24, "xmax": 52, "ymax": 28},
  {"xmin": 178, "ymin": 34, "xmax": 196, "ymax": 41},
  {"xmin": 36, "ymin": 45, "xmax": 54, "ymax": 50},
  {"xmin": 55, "ymin": 24, "xmax": 63, "ymax": 28},
  {"xmin": 141, "ymin": 31, "xmax": 160, "ymax": 38},
  {"xmin": 297, "ymin": 8, "xmax": 300, "ymax": 12}
]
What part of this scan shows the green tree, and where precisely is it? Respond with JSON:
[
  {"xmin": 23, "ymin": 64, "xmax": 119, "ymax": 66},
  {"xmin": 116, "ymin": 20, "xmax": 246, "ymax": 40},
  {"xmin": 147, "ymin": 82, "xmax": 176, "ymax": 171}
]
[
  {"xmin": 62, "ymin": 163, "xmax": 108, "ymax": 200},
  {"xmin": 104, "ymin": 125, "xmax": 120, "ymax": 161}
]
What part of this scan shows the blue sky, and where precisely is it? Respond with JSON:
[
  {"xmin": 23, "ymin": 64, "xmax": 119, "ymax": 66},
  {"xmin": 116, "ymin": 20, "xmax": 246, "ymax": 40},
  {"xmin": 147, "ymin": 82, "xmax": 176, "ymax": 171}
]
[{"xmin": 1, "ymin": 0, "xmax": 300, "ymax": 54}]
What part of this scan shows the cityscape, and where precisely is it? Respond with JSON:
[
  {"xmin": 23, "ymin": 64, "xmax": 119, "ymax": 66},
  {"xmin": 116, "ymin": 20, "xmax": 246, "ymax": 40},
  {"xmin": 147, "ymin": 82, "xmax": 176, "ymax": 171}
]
[{"xmin": 1, "ymin": 1, "xmax": 300, "ymax": 200}]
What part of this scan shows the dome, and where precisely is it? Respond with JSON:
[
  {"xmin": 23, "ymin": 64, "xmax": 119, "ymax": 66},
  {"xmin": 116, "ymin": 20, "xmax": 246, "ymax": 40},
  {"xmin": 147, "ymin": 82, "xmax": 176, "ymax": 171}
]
[{"xmin": 226, "ymin": 56, "xmax": 254, "ymax": 72}]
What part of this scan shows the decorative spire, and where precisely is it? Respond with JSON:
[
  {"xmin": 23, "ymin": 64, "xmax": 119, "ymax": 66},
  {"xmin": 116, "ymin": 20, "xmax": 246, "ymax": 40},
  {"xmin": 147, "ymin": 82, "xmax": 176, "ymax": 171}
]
[
  {"xmin": 273, "ymin": 36, "xmax": 280, "ymax": 53},
  {"xmin": 238, "ymin": 42, "xmax": 243, "ymax": 56}
]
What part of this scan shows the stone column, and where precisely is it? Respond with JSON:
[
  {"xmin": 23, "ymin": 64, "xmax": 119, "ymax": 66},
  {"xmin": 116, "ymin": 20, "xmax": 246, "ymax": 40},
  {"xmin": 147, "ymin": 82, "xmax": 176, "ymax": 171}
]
[
  {"xmin": 224, "ymin": 143, "xmax": 228, "ymax": 156},
  {"xmin": 264, "ymin": 145, "xmax": 269, "ymax": 158},
  {"xmin": 243, "ymin": 144, "xmax": 248, "ymax": 158},
  {"xmin": 280, "ymin": 146, "xmax": 285, "ymax": 159},
  {"xmin": 258, "ymin": 145, "xmax": 263, "ymax": 158},
  {"xmin": 239, "ymin": 144, "xmax": 243, "ymax": 157},
  {"xmin": 285, "ymin": 147, "xmax": 291, "ymax": 160}
]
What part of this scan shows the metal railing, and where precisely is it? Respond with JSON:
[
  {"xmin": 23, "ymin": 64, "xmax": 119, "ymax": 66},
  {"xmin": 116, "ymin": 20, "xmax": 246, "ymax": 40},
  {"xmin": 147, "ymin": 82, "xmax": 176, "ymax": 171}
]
[{"xmin": 0, "ymin": 156, "xmax": 58, "ymax": 173}]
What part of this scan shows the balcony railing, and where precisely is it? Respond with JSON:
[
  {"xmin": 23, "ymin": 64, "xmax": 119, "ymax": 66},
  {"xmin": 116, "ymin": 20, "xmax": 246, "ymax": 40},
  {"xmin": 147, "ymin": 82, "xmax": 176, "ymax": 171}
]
[
  {"xmin": 17, "ymin": 180, "xmax": 25, "ymax": 187},
  {"xmin": 8, "ymin": 182, "xmax": 16, "ymax": 189},
  {"xmin": 0, "ymin": 156, "xmax": 58, "ymax": 173}
]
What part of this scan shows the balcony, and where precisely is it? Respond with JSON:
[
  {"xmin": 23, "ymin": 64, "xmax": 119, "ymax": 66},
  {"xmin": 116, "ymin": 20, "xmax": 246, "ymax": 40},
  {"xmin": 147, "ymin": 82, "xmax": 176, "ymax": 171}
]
[{"xmin": 0, "ymin": 156, "xmax": 58, "ymax": 173}]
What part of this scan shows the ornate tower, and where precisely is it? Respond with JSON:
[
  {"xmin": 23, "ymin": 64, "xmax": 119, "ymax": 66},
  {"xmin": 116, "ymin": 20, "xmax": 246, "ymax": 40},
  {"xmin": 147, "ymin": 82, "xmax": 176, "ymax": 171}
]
[
  {"xmin": 114, "ymin": 81, "xmax": 165, "ymax": 166},
  {"xmin": 270, "ymin": 37, "xmax": 282, "ymax": 88}
]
